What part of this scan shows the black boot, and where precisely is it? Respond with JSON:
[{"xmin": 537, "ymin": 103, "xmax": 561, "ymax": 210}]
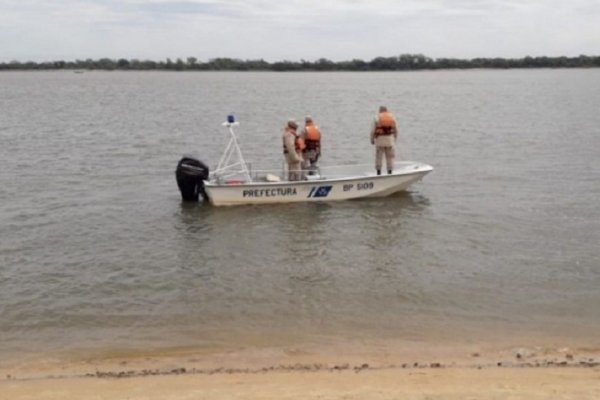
[
  {"xmin": 388, "ymin": 170, "xmax": 392, "ymax": 174},
  {"xmin": 376, "ymin": 169, "xmax": 381, "ymax": 175}
]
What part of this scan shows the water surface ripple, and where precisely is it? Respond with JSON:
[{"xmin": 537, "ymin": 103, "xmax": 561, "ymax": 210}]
[{"xmin": 1, "ymin": 70, "xmax": 599, "ymax": 360}]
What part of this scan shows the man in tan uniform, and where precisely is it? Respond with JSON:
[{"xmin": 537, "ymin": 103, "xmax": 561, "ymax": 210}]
[
  {"xmin": 369, "ymin": 106, "xmax": 398, "ymax": 175},
  {"xmin": 282, "ymin": 119, "xmax": 303, "ymax": 181},
  {"xmin": 299, "ymin": 116, "xmax": 322, "ymax": 176}
]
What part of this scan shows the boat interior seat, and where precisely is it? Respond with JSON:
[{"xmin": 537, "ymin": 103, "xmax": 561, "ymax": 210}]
[{"xmin": 264, "ymin": 174, "xmax": 281, "ymax": 182}]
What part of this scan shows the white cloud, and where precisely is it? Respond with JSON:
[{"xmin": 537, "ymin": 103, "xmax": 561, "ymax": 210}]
[{"xmin": 1, "ymin": 0, "xmax": 599, "ymax": 61}]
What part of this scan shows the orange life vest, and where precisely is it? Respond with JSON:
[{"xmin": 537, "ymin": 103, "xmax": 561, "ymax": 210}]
[
  {"xmin": 374, "ymin": 111, "xmax": 396, "ymax": 137},
  {"xmin": 296, "ymin": 136, "xmax": 306, "ymax": 151},
  {"xmin": 283, "ymin": 131, "xmax": 305, "ymax": 154},
  {"xmin": 304, "ymin": 123, "xmax": 321, "ymax": 151}
]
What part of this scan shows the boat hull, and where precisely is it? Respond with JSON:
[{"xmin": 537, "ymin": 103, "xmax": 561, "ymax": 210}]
[{"xmin": 203, "ymin": 162, "xmax": 433, "ymax": 206}]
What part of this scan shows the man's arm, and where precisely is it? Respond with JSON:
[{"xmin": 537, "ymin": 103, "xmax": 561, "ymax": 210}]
[
  {"xmin": 284, "ymin": 133, "xmax": 302, "ymax": 162},
  {"xmin": 369, "ymin": 118, "xmax": 377, "ymax": 144}
]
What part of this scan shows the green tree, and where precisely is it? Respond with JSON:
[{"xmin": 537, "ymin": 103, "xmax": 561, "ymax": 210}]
[{"xmin": 117, "ymin": 58, "xmax": 130, "ymax": 69}]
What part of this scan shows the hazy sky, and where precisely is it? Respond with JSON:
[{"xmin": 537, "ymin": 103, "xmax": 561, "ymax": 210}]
[{"xmin": 2, "ymin": 0, "xmax": 599, "ymax": 62}]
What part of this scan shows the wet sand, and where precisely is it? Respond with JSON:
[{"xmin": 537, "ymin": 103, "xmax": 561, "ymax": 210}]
[{"xmin": 1, "ymin": 341, "xmax": 600, "ymax": 400}]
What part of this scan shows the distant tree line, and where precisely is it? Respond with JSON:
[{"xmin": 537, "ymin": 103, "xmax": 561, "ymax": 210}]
[{"xmin": 1, "ymin": 54, "xmax": 600, "ymax": 71}]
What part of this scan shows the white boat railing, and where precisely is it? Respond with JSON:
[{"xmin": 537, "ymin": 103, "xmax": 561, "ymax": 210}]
[{"xmin": 209, "ymin": 161, "xmax": 426, "ymax": 185}]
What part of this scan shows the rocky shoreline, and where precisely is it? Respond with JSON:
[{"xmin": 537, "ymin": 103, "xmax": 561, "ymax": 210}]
[{"xmin": 4, "ymin": 353, "xmax": 599, "ymax": 382}]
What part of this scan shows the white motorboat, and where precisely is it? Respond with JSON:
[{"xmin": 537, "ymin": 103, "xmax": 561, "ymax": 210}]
[{"xmin": 175, "ymin": 116, "xmax": 433, "ymax": 206}]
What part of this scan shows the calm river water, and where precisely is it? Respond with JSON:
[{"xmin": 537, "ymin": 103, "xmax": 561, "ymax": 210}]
[{"xmin": 1, "ymin": 70, "xmax": 599, "ymax": 362}]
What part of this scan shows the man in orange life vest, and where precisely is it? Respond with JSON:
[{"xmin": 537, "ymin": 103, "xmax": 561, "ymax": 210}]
[
  {"xmin": 300, "ymin": 116, "xmax": 322, "ymax": 176},
  {"xmin": 369, "ymin": 106, "xmax": 398, "ymax": 175},
  {"xmin": 282, "ymin": 119, "xmax": 304, "ymax": 181}
]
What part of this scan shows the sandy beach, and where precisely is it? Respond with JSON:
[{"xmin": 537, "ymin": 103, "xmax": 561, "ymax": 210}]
[
  {"xmin": 2, "ymin": 341, "xmax": 599, "ymax": 400},
  {"xmin": 2, "ymin": 365, "xmax": 599, "ymax": 400}
]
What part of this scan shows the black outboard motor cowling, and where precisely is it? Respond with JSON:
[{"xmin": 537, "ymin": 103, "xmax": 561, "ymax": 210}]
[{"xmin": 175, "ymin": 157, "xmax": 210, "ymax": 202}]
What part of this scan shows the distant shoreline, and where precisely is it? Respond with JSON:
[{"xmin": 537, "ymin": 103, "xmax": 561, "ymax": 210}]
[{"xmin": 2, "ymin": 54, "xmax": 599, "ymax": 71}]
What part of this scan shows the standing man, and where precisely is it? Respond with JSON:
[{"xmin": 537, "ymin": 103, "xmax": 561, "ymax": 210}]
[
  {"xmin": 282, "ymin": 119, "xmax": 304, "ymax": 181},
  {"xmin": 300, "ymin": 116, "xmax": 322, "ymax": 176},
  {"xmin": 370, "ymin": 106, "xmax": 398, "ymax": 175}
]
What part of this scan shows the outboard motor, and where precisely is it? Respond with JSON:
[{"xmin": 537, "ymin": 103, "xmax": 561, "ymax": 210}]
[{"xmin": 175, "ymin": 157, "xmax": 210, "ymax": 202}]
